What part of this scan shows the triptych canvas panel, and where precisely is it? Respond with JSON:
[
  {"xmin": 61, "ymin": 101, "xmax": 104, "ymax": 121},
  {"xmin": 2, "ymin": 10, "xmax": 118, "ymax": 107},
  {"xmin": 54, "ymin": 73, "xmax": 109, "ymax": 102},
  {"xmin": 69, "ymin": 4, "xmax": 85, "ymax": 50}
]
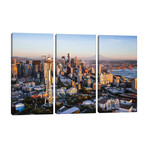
[
  {"xmin": 55, "ymin": 34, "xmax": 96, "ymax": 114},
  {"xmin": 11, "ymin": 33, "xmax": 137, "ymax": 115},
  {"xmin": 98, "ymin": 35, "xmax": 137, "ymax": 113},
  {"xmin": 11, "ymin": 33, "xmax": 54, "ymax": 115}
]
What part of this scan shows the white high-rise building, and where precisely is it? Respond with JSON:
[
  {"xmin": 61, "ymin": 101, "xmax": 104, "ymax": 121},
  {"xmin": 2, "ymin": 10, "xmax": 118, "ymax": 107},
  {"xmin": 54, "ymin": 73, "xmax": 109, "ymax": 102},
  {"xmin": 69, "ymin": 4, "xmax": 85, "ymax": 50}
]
[
  {"xmin": 44, "ymin": 58, "xmax": 53, "ymax": 104},
  {"xmin": 77, "ymin": 65, "xmax": 83, "ymax": 82},
  {"xmin": 91, "ymin": 67, "xmax": 95, "ymax": 74}
]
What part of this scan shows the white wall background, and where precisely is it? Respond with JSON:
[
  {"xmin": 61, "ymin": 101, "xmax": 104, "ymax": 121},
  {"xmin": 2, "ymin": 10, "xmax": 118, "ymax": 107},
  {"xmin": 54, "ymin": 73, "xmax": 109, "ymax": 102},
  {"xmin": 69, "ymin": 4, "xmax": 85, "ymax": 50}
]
[{"xmin": 0, "ymin": 0, "xmax": 148, "ymax": 148}]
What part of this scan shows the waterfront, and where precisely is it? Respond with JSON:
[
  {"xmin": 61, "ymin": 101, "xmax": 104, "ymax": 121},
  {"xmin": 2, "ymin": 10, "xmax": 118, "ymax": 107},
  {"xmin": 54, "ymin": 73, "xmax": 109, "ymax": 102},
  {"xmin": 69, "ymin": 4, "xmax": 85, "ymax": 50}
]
[{"xmin": 111, "ymin": 68, "xmax": 137, "ymax": 79}]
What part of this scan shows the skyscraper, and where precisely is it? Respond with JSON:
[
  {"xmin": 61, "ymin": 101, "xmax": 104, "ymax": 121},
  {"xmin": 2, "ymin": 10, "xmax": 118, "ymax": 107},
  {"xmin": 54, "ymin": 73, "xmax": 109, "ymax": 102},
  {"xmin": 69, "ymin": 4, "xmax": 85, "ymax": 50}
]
[
  {"xmin": 61, "ymin": 56, "xmax": 65, "ymax": 66},
  {"xmin": 33, "ymin": 60, "xmax": 41, "ymax": 72},
  {"xmin": 11, "ymin": 63, "xmax": 17, "ymax": 79},
  {"xmin": 132, "ymin": 78, "xmax": 137, "ymax": 91},
  {"xmin": 71, "ymin": 58, "xmax": 74, "ymax": 67},
  {"xmin": 13, "ymin": 58, "xmax": 17, "ymax": 64},
  {"xmin": 74, "ymin": 56, "xmax": 79, "ymax": 68},
  {"xmin": 77, "ymin": 65, "xmax": 83, "ymax": 82},
  {"xmin": 68, "ymin": 53, "xmax": 70, "ymax": 63},
  {"xmin": 44, "ymin": 58, "xmax": 53, "ymax": 104},
  {"xmin": 91, "ymin": 67, "xmax": 95, "ymax": 74},
  {"xmin": 67, "ymin": 64, "xmax": 73, "ymax": 74},
  {"xmin": 87, "ymin": 78, "xmax": 91, "ymax": 87},
  {"xmin": 99, "ymin": 65, "xmax": 101, "ymax": 75}
]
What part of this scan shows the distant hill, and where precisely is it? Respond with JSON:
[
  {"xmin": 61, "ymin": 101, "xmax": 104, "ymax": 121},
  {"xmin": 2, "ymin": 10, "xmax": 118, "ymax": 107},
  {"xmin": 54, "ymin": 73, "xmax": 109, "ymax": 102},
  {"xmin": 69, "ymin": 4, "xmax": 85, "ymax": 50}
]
[
  {"xmin": 81, "ymin": 55, "xmax": 96, "ymax": 60},
  {"xmin": 80, "ymin": 55, "xmax": 114, "ymax": 61},
  {"xmin": 99, "ymin": 55, "xmax": 113, "ymax": 60}
]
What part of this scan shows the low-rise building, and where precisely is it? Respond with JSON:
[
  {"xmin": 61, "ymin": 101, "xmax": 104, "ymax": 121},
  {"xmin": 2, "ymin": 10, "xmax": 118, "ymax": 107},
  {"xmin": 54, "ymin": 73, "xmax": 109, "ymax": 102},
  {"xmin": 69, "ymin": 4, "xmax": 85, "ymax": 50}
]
[
  {"xmin": 56, "ymin": 87, "xmax": 66, "ymax": 96},
  {"xmin": 99, "ymin": 72, "xmax": 113, "ymax": 85},
  {"xmin": 60, "ymin": 107, "xmax": 80, "ymax": 114},
  {"xmin": 82, "ymin": 100, "xmax": 93, "ymax": 107},
  {"xmin": 120, "ymin": 98, "xmax": 132, "ymax": 105},
  {"xmin": 99, "ymin": 98, "xmax": 119, "ymax": 111},
  {"xmin": 66, "ymin": 87, "xmax": 77, "ymax": 95},
  {"xmin": 119, "ymin": 104, "xmax": 132, "ymax": 112}
]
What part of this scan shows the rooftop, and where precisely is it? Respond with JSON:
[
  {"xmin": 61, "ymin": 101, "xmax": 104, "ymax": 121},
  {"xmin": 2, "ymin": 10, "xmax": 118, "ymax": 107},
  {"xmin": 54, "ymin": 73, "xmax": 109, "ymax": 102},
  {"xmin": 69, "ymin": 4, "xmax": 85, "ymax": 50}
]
[
  {"xmin": 120, "ymin": 104, "xmax": 132, "ymax": 110},
  {"xmin": 82, "ymin": 100, "xmax": 93, "ymax": 106},
  {"xmin": 60, "ymin": 107, "xmax": 80, "ymax": 114},
  {"xmin": 120, "ymin": 98, "xmax": 132, "ymax": 101},
  {"xmin": 99, "ymin": 99, "xmax": 108, "ymax": 104}
]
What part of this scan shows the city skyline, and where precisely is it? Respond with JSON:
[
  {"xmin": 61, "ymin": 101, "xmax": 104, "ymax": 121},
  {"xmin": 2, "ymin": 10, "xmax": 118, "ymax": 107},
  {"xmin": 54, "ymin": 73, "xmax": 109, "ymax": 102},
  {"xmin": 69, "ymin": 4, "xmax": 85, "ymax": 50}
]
[
  {"xmin": 56, "ymin": 53, "xmax": 96, "ymax": 61},
  {"xmin": 99, "ymin": 35, "xmax": 137, "ymax": 60},
  {"xmin": 12, "ymin": 33, "xmax": 53, "ymax": 59},
  {"xmin": 55, "ymin": 34, "xmax": 96, "ymax": 114},
  {"xmin": 11, "ymin": 33, "xmax": 53, "ymax": 115},
  {"xmin": 11, "ymin": 33, "xmax": 137, "ymax": 114},
  {"xmin": 56, "ymin": 34, "xmax": 96, "ymax": 58}
]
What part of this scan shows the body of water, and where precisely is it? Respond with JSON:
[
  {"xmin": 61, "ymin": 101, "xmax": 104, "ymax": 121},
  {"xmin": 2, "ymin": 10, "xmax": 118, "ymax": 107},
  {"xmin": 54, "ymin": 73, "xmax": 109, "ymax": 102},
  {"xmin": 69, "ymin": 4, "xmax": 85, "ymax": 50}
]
[{"xmin": 111, "ymin": 68, "xmax": 137, "ymax": 79}]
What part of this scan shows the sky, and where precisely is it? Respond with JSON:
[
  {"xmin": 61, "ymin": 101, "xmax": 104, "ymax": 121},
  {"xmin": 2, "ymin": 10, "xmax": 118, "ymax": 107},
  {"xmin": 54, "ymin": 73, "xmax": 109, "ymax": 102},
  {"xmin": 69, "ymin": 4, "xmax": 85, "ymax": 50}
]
[
  {"xmin": 56, "ymin": 34, "xmax": 96, "ymax": 58},
  {"xmin": 99, "ymin": 35, "xmax": 137, "ymax": 60},
  {"xmin": 12, "ymin": 33, "xmax": 53, "ymax": 59}
]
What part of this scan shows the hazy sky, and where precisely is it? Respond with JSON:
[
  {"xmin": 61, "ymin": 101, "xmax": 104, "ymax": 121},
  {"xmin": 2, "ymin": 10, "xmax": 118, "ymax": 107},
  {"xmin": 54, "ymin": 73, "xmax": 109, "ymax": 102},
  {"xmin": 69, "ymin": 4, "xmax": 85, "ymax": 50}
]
[
  {"xmin": 12, "ymin": 33, "xmax": 53, "ymax": 59},
  {"xmin": 99, "ymin": 35, "xmax": 137, "ymax": 60},
  {"xmin": 56, "ymin": 34, "xmax": 96, "ymax": 58}
]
